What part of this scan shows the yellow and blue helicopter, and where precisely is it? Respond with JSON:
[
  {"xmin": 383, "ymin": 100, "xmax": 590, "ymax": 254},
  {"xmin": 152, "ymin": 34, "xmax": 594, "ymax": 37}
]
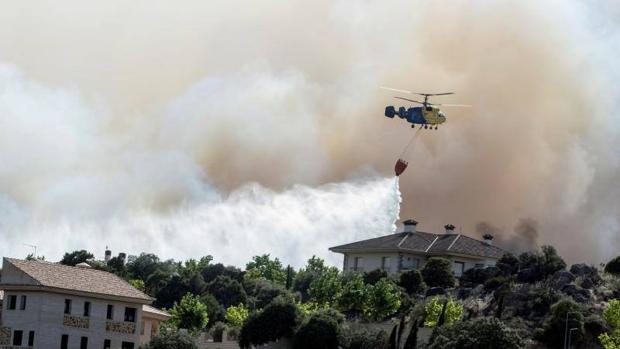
[{"xmin": 382, "ymin": 87, "xmax": 470, "ymax": 129}]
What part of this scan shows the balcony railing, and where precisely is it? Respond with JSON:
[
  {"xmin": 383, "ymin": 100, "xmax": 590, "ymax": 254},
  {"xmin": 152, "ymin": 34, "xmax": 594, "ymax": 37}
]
[
  {"xmin": 63, "ymin": 314, "xmax": 90, "ymax": 329},
  {"xmin": 106, "ymin": 321, "xmax": 136, "ymax": 334},
  {"xmin": 0, "ymin": 327, "xmax": 10, "ymax": 346},
  {"xmin": 1, "ymin": 346, "xmax": 32, "ymax": 349}
]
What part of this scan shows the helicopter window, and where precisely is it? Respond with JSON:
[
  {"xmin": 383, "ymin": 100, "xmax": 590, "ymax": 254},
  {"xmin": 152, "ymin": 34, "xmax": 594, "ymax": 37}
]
[{"xmin": 425, "ymin": 106, "xmax": 433, "ymax": 111}]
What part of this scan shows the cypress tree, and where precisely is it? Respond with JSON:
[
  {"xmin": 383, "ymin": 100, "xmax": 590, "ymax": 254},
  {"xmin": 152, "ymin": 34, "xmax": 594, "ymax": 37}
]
[{"xmin": 403, "ymin": 319, "xmax": 418, "ymax": 349}]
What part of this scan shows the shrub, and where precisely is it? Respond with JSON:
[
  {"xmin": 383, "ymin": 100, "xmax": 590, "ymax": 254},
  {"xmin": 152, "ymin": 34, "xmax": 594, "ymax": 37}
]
[
  {"xmin": 599, "ymin": 299, "xmax": 620, "ymax": 349},
  {"xmin": 399, "ymin": 270, "xmax": 426, "ymax": 295},
  {"xmin": 483, "ymin": 276, "xmax": 508, "ymax": 292},
  {"xmin": 424, "ymin": 297, "xmax": 463, "ymax": 327},
  {"xmin": 169, "ymin": 293, "xmax": 209, "ymax": 333},
  {"xmin": 293, "ymin": 311, "xmax": 342, "ymax": 349},
  {"xmin": 537, "ymin": 298, "xmax": 584, "ymax": 348},
  {"xmin": 238, "ymin": 298, "xmax": 301, "ymax": 348},
  {"xmin": 225, "ymin": 304, "xmax": 249, "ymax": 328},
  {"xmin": 517, "ymin": 246, "xmax": 566, "ymax": 283},
  {"xmin": 337, "ymin": 273, "xmax": 369, "ymax": 316},
  {"xmin": 308, "ymin": 267, "xmax": 342, "ymax": 306},
  {"xmin": 426, "ymin": 317, "xmax": 523, "ymax": 349},
  {"xmin": 143, "ymin": 329, "xmax": 198, "ymax": 349},
  {"xmin": 210, "ymin": 321, "xmax": 227, "ymax": 342},
  {"xmin": 365, "ymin": 278, "xmax": 402, "ymax": 320},
  {"xmin": 421, "ymin": 258, "xmax": 455, "ymax": 288},
  {"xmin": 496, "ymin": 253, "xmax": 519, "ymax": 276},
  {"xmin": 363, "ymin": 269, "xmax": 388, "ymax": 285},
  {"xmin": 605, "ymin": 257, "xmax": 620, "ymax": 276},
  {"xmin": 339, "ymin": 325, "xmax": 388, "ymax": 349},
  {"xmin": 207, "ymin": 275, "xmax": 248, "ymax": 308}
]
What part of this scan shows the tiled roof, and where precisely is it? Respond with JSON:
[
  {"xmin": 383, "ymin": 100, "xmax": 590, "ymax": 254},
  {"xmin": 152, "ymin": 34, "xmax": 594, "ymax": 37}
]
[
  {"xmin": 330, "ymin": 230, "xmax": 506, "ymax": 259},
  {"xmin": 143, "ymin": 305, "xmax": 171, "ymax": 319},
  {"xmin": 2, "ymin": 258, "xmax": 152, "ymax": 302}
]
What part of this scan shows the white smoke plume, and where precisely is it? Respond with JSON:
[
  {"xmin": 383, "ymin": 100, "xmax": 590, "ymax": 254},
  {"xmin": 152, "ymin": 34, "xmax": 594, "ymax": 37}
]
[{"xmin": 0, "ymin": 0, "xmax": 619, "ymax": 265}]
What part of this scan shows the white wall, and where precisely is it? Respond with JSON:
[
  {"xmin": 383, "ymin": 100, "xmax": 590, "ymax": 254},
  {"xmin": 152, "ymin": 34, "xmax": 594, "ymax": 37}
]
[{"xmin": 2, "ymin": 291, "xmax": 142, "ymax": 349}]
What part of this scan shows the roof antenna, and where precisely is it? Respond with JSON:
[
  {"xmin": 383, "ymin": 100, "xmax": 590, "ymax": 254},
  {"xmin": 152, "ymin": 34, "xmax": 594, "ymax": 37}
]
[{"xmin": 23, "ymin": 243, "xmax": 37, "ymax": 257}]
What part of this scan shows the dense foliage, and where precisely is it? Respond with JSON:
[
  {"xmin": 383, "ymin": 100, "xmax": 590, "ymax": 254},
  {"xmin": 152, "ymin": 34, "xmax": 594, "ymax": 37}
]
[
  {"xmin": 60, "ymin": 250, "xmax": 94, "ymax": 266},
  {"xmin": 225, "ymin": 304, "xmax": 249, "ymax": 328},
  {"xmin": 421, "ymin": 258, "xmax": 455, "ymax": 288},
  {"xmin": 238, "ymin": 298, "xmax": 301, "ymax": 348},
  {"xmin": 427, "ymin": 317, "xmax": 523, "ymax": 349},
  {"xmin": 537, "ymin": 298, "xmax": 584, "ymax": 348},
  {"xmin": 142, "ymin": 330, "xmax": 198, "ymax": 349},
  {"xmin": 606, "ymin": 256, "xmax": 620, "ymax": 276},
  {"xmin": 424, "ymin": 297, "xmax": 463, "ymax": 327},
  {"xmin": 600, "ymin": 299, "xmax": 620, "ymax": 349},
  {"xmin": 169, "ymin": 293, "xmax": 209, "ymax": 333},
  {"xmin": 399, "ymin": 269, "xmax": 425, "ymax": 295},
  {"xmin": 293, "ymin": 310, "xmax": 342, "ymax": 349}
]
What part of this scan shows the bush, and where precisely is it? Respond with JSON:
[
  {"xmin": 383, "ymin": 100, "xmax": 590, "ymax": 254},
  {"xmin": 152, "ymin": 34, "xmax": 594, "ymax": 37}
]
[
  {"xmin": 517, "ymin": 246, "xmax": 566, "ymax": 283},
  {"xmin": 210, "ymin": 321, "xmax": 227, "ymax": 342},
  {"xmin": 225, "ymin": 304, "xmax": 249, "ymax": 328},
  {"xmin": 170, "ymin": 293, "xmax": 209, "ymax": 333},
  {"xmin": 365, "ymin": 278, "xmax": 401, "ymax": 320},
  {"xmin": 424, "ymin": 297, "xmax": 463, "ymax": 327},
  {"xmin": 293, "ymin": 311, "xmax": 342, "ymax": 349},
  {"xmin": 337, "ymin": 273, "xmax": 369, "ymax": 316},
  {"xmin": 238, "ymin": 298, "xmax": 301, "ymax": 348},
  {"xmin": 339, "ymin": 325, "xmax": 388, "ymax": 349},
  {"xmin": 426, "ymin": 317, "xmax": 522, "ymax": 349},
  {"xmin": 421, "ymin": 258, "xmax": 455, "ymax": 288},
  {"xmin": 363, "ymin": 269, "xmax": 388, "ymax": 285},
  {"xmin": 605, "ymin": 256, "xmax": 620, "ymax": 276},
  {"xmin": 207, "ymin": 275, "xmax": 248, "ymax": 308},
  {"xmin": 537, "ymin": 298, "xmax": 584, "ymax": 348},
  {"xmin": 496, "ymin": 253, "xmax": 519, "ymax": 276},
  {"xmin": 143, "ymin": 330, "xmax": 198, "ymax": 349},
  {"xmin": 599, "ymin": 299, "xmax": 620, "ymax": 349},
  {"xmin": 483, "ymin": 276, "xmax": 508, "ymax": 292},
  {"xmin": 399, "ymin": 270, "xmax": 426, "ymax": 295}
]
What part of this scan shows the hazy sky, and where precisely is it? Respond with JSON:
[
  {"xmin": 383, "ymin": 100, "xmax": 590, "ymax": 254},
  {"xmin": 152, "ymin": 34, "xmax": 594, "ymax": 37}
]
[{"xmin": 0, "ymin": 1, "xmax": 618, "ymax": 267}]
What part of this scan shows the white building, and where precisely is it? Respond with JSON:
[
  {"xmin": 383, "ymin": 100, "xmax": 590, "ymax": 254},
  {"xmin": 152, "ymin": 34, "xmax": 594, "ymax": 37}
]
[
  {"xmin": 329, "ymin": 219, "xmax": 508, "ymax": 277},
  {"xmin": 0, "ymin": 258, "xmax": 170, "ymax": 349}
]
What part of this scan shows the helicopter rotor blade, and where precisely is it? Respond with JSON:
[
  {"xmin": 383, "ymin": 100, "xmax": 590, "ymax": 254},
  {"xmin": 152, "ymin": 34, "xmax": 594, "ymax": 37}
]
[
  {"xmin": 380, "ymin": 86, "xmax": 413, "ymax": 94},
  {"xmin": 432, "ymin": 103, "xmax": 472, "ymax": 107},
  {"xmin": 414, "ymin": 92, "xmax": 454, "ymax": 96},
  {"xmin": 394, "ymin": 96, "xmax": 426, "ymax": 105}
]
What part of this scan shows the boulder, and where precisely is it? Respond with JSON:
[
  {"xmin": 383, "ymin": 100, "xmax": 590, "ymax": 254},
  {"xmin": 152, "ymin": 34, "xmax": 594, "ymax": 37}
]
[
  {"xmin": 570, "ymin": 263, "xmax": 597, "ymax": 277},
  {"xmin": 561, "ymin": 283, "xmax": 591, "ymax": 303},
  {"xmin": 517, "ymin": 267, "xmax": 541, "ymax": 283},
  {"xmin": 425, "ymin": 287, "xmax": 445, "ymax": 297},
  {"xmin": 551, "ymin": 270, "xmax": 576, "ymax": 290}
]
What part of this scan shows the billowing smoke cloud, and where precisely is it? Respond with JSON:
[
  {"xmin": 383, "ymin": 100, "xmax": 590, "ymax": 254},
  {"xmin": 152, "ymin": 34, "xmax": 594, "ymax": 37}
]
[
  {"xmin": 475, "ymin": 219, "xmax": 539, "ymax": 254},
  {"xmin": 0, "ymin": 0, "xmax": 619, "ymax": 265}
]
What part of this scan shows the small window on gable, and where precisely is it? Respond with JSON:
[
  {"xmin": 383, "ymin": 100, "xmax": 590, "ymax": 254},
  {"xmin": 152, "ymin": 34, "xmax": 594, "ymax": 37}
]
[
  {"xmin": 64, "ymin": 299, "xmax": 72, "ymax": 315},
  {"xmin": 20, "ymin": 295, "xmax": 27, "ymax": 310},
  {"xmin": 7, "ymin": 295, "xmax": 17, "ymax": 310}
]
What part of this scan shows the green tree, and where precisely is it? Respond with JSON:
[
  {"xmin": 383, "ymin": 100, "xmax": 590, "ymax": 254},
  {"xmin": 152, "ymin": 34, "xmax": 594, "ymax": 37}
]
[
  {"xmin": 106, "ymin": 255, "xmax": 128, "ymax": 277},
  {"xmin": 606, "ymin": 256, "xmax": 620, "ymax": 276},
  {"xmin": 239, "ymin": 298, "xmax": 301, "ymax": 348},
  {"xmin": 365, "ymin": 278, "xmax": 401, "ymax": 320},
  {"xmin": 599, "ymin": 299, "xmax": 620, "ymax": 349},
  {"xmin": 60, "ymin": 250, "xmax": 94, "ymax": 266},
  {"xmin": 143, "ymin": 329, "xmax": 197, "ymax": 349},
  {"xmin": 200, "ymin": 293, "xmax": 225, "ymax": 325},
  {"xmin": 245, "ymin": 254, "xmax": 287, "ymax": 285},
  {"xmin": 337, "ymin": 273, "xmax": 369, "ymax": 315},
  {"xmin": 308, "ymin": 267, "xmax": 342, "ymax": 306},
  {"xmin": 129, "ymin": 279, "xmax": 145, "ymax": 292},
  {"xmin": 25, "ymin": 253, "xmax": 45, "ymax": 261},
  {"xmin": 537, "ymin": 298, "xmax": 584, "ymax": 348},
  {"xmin": 126, "ymin": 253, "xmax": 161, "ymax": 281},
  {"xmin": 424, "ymin": 297, "xmax": 463, "ymax": 327},
  {"xmin": 170, "ymin": 293, "xmax": 209, "ymax": 333},
  {"xmin": 399, "ymin": 270, "xmax": 426, "ymax": 295},
  {"xmin": 426, "ymin": 317, "xmax": 522, "ymax": 349},
  {"xmin": 207, "ymin": 275, "xmax": 248, "ymax": 308},
  {"xmin": 293, "ymin": 310, "xmax": 342, "ymax": 349},
  {"xmin": 225, "ymin": 304, "xmax": 249, "ymax": 328},
  {"xmin": 293, "ymin": 256, "xmax": 328, "ymax": 301},
  {"xmin": 421, "ymin": 258, "xmax": 455, "ymax": 288},
  {"xmin": 363, "ymin": 269, "xmax": 388, "ymax": 285}
]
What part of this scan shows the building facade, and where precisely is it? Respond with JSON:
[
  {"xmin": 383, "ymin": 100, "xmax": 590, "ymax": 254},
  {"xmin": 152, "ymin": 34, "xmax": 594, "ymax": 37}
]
[
  {"xmin": 0, "ymin": 258, "xmax": 168, "ymax": 349},
  {"xmin": 330, "ymin": 220, "xmax": 508, "ymax": 277}
]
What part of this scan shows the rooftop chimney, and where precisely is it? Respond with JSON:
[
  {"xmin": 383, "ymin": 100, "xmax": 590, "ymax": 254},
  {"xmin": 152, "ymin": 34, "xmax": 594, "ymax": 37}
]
[
  {"xmin": 403, "ymin": 219, "xmax": 418, "ymax": 234},
  {"xmin": 104, "ymin": 247, "xmax": 112, "ymax": 262},
  {"xmin": 118, "ymin": 252, "xmax": 127, "ymax": 265},
  {"xmin": 444, "ymin": 224, "xmax": 456, "ymax": 234},
  {"xmin": 483, "ymin": 233, "xmax": 494, "ymax": 245}
]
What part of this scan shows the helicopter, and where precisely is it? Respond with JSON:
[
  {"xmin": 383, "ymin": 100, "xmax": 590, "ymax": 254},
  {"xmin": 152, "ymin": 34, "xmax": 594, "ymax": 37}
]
[{"xmin": 381, "ymin": 87, "xmax": 470, "ymax": 129}]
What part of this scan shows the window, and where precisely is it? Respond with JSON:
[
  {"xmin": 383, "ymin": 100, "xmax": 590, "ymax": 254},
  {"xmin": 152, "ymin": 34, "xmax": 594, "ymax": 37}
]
[
  {"xmin": 121, "ymin": 341, "xmax": 134, "ymax": 349},
  {"xmin": 106, "ymin": 305, "xmax": 114, "ymax": 320},
  {"xmin": 353, "ymin": 257, "xmax": 363, "ymax": 272},
  {"xmin": 20, "ymin": 295, "xmax": 27, "ymax": 310},
  {"xmin": 7, "ymin": 295, "xmax": 17, "ymax": 310},
  {"xmin": 80, "ymin": 336, "xmax": 88, "ymax": 349},
  {"xmin": 104, "ymin": 339, "xmax": 111, "ymax": 349},
  {"xmin": 12, "ymin": 330, "xmax": 23, "ymax": 346},
  {"xmin": 28, "ymin": 331, "xmax": 35, "ymax": 346},
  {"xmin": 124, "ymin": 307, "xmax": 137, "ymax": 322},
  {"xmin": 64, "ymin": 299, "xmax": 72, "ymax": 315},
  {"xmin": 83, "ymin": 301, "xmax": 91, "ymax": 317},
  {"xmin": 453, "ymin": 261, "xmax": 465, "ymax": 277},
  {"xmin": 61, "ymin": 334, "xmax": 69, "ymax": 349},
  {"xmin": 381, "ymin": 257, "xmax": 391, "ymax": 271}
]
